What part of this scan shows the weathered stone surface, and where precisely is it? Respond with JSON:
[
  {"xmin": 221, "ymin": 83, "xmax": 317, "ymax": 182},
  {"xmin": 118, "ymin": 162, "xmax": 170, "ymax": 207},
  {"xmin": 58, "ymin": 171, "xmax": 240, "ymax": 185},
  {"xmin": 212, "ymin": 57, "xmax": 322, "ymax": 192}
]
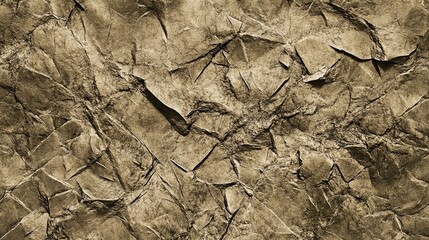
[{"xmin": 1, "ymin": 0, "xmax": 428, "ymax": 239}]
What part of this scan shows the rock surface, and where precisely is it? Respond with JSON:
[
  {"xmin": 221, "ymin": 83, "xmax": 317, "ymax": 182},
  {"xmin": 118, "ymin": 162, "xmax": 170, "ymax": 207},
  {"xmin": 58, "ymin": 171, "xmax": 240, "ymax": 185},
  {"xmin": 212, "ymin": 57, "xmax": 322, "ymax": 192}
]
[{"xmin": 0, "ymin": 0, "xmax": 428, "ymax": 239}]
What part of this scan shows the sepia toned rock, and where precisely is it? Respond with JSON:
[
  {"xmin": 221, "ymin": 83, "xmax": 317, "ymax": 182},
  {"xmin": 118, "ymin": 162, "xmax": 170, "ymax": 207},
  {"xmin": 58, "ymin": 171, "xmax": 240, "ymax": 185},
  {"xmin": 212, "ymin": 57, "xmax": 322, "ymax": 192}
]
[{"xmin": 0, "ymin": 0, "xmax": 428, "ymax": 239}]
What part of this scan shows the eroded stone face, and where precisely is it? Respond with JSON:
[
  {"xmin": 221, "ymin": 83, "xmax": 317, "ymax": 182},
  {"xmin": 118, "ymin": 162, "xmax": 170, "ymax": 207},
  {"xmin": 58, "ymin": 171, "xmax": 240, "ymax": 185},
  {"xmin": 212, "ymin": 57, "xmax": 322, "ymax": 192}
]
[{"xmin": 0, "ymin": 0, "xmax": 428, "ymax": 239}]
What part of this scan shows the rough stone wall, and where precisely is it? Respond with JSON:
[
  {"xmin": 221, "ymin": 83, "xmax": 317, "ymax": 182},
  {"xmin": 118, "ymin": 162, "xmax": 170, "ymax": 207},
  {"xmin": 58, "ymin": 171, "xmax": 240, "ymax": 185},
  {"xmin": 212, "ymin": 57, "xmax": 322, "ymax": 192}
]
[{"xmin": 0, "ymin": 0, "xmax": 429, "ymax": 239}]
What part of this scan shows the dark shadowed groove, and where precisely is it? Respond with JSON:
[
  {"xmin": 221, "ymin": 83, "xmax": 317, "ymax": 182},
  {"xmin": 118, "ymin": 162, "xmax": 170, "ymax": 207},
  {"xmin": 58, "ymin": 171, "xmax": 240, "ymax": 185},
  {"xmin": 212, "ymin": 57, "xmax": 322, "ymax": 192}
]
[{"xmin": 133, "ymin": 75, "xmax": 191, "ymax": 136}]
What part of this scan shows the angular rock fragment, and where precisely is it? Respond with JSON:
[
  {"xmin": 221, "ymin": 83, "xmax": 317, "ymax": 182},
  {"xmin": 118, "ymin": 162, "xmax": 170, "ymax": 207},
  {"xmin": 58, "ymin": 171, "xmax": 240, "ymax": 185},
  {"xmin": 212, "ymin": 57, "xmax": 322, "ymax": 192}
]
[
  {"xmin": 330, "ymin": 30, "xmax": 373, "ymax": 60},
  {"xmin": 0, "ymin": 196, "xmax": 30, "ymax": 237},
  {"xmin": 295, "ymin": 36, "xmax": 341, "ymax": 75}
]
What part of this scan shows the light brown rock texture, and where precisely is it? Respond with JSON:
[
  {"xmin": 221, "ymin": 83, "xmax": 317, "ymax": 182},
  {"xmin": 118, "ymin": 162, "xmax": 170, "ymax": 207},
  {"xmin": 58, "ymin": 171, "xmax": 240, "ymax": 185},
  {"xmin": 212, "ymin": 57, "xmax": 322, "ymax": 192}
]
[{"xmin": 0, "ymin": 0, "xmax": 429, "ymax": 239}]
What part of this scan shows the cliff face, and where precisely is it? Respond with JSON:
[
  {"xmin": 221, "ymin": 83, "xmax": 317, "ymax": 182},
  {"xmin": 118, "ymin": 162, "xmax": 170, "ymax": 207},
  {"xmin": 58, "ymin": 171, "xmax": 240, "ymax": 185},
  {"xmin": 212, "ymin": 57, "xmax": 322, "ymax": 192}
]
[{"xmin": 0, "ymin": 0, "xmax": 428, "ymax": 239}]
